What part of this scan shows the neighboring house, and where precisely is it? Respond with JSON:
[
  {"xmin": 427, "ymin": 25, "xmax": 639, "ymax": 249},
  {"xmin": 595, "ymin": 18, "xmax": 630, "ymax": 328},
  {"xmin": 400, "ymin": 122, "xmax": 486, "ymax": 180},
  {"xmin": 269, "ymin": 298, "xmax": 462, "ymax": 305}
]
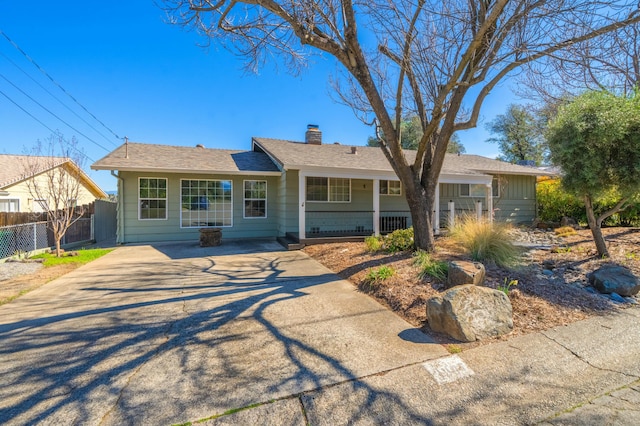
[
  {"xmin": 91, "ymin": 126, "xmax": 550, "ymax": 244},
  {"xmin": 0, "ymin": 154, "xmax": 107, "ymax": 213}
]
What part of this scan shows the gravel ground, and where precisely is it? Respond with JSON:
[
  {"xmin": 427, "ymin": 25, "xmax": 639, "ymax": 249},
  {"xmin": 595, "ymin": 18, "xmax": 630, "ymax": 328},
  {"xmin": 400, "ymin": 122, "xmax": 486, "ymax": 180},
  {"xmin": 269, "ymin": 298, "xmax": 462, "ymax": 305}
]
[{"xmin": 0, "ymin": 262, "xmax": 43, "ymax": 282}]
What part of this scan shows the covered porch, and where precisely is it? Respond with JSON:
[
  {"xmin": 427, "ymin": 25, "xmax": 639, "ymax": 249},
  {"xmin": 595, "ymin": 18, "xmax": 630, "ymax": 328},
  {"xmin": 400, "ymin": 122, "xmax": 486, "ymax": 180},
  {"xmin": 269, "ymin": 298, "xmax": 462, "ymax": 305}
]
[{"xmin": 293, "ymin": 169, "xmax": 494, "ymax": 244}]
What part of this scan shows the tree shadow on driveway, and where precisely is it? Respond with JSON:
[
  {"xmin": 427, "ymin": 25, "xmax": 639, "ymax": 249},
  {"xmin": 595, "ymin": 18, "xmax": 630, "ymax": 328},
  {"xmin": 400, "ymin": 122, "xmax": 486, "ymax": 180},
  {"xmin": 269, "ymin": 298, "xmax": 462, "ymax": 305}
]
[{"xmin": 0, "ymin": 242, "xmax": 441, "ymax": 425}]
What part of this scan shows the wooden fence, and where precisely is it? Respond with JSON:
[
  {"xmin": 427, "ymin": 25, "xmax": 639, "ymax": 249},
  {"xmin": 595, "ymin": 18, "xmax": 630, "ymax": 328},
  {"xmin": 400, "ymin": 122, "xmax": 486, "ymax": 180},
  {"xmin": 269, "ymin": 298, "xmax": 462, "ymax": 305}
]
[{"xmin": 0, "ymin": 203, "xmax": 94, "ymax": 227}]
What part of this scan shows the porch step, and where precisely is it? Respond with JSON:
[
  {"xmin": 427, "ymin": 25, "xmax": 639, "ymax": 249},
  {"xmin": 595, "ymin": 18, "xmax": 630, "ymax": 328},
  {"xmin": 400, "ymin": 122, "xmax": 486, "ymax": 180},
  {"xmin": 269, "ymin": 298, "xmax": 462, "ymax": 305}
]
[{"xmin": 277, "ymin": 236, "xmax": 305, "ymax": 251}]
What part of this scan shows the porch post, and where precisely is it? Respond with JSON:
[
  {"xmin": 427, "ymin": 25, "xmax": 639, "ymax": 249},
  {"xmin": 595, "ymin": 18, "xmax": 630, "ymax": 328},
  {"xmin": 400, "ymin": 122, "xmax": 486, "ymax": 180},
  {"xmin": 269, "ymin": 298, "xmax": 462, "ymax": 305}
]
[
  {"xmin": 486, "ymin": 184, "xmax": 494, "ymax": 222},
  {"xmin": 373, "ymin": 179, "xmax": 380, "ymax": 236},
  {"xmin": 476, "ymin": 200, "xmax": 483, "ymax": 220},
  {"xmin": 448, "ymin": 200, "xmax": 455, "ymax": 228},
  {"xmin": 299, "ymin": 172, "xmax": 306, "ymax": 239},
  {"xmin": 434, "ymin": 182, "xmax": 440, "ymax": 235}
]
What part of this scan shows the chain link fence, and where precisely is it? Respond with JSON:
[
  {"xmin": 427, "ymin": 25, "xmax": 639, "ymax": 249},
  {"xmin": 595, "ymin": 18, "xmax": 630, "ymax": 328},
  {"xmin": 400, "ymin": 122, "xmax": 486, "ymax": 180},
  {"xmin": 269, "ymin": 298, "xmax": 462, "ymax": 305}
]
[{"xmin": 0, "ymin": 222, "xmax": 49, "ymax": 260}]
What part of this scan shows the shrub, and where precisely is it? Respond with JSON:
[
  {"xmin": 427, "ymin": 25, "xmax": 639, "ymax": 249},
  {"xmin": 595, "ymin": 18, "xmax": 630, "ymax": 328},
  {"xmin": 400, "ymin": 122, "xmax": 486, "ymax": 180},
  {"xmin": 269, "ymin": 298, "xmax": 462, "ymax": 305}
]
[
  {"xmin": 364, "ymin": 265, "xmax": 395, "ymax": 288},
  {"xmin": 364, "ymin": 235, "xmax": 383, "ymax": 252},
  {"xmin": 383, "ymin": 227, "xmax": 414, "ymax": 252},
  {"xmin": 413, "ymin": 250, "xmax": 448, "ymax": 280},
  {"xmin": 448, "ymin": 215, "xmax": 520, "ymax": 268},
  {"xmin": 536, "ymin": 179, "xmax": 585, "ymax": 223},
  {"xmin": 554, "ymin": 226, "xmax": 577, "ymax": 237}
]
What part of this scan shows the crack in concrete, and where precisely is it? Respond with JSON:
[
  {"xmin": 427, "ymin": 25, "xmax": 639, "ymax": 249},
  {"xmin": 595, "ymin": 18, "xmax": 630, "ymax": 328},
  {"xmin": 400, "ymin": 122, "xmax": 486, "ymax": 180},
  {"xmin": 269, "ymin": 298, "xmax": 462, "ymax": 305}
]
[
  {"xmin": 540, "ymin": 331, "xmax": 640, "ymax": 380},
  {"xmin": 184, "ymin": 354, "xmax": 451, "ymax": 424},
  {"xmin": 298, "ymin": 395, "xmax": 310, "ymax": 425}
]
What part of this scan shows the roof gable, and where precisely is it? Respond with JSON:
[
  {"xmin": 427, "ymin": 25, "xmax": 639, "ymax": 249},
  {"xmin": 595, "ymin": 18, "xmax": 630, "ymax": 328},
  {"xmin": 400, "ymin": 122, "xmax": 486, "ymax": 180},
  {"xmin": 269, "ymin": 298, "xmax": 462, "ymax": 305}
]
[
  {"xmin": 0, "ymin": 154, "xmax": 68, "ymax": 188},
  {"xmin": 0, "ymin": 154, "xmax": 107, "ymax": 199}
]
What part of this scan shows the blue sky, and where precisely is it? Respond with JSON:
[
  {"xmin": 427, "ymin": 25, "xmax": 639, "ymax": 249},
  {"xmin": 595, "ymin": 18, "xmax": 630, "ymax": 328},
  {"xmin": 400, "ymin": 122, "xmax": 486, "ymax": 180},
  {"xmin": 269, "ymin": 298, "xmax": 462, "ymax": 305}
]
[{"xmin": 0, "ymin": 2, "xmax": 515, "ymax": 192}]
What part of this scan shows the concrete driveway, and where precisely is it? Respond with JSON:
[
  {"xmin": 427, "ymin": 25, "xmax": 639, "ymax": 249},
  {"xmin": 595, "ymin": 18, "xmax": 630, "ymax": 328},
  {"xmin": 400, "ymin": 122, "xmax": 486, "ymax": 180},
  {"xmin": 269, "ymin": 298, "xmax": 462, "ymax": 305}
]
[{"xmin": 0, "ymin": 241, "xmax": 447, "ymax": 425}]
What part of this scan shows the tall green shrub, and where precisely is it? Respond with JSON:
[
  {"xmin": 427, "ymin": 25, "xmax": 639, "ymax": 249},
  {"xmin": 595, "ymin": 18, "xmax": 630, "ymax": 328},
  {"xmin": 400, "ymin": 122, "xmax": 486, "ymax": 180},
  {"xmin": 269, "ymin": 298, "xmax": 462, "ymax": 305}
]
[{"xmin": 536, "ymin": 179, "xmax": 585, "ymax": 223}]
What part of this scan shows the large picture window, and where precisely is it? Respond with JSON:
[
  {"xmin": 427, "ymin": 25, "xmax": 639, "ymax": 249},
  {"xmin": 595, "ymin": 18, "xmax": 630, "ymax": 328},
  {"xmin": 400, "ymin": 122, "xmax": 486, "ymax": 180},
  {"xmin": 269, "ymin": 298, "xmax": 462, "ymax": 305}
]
[
  {"xmin": 380, "ymin": 180, "xmax": 401, "ymax": 196},
  {"xmin": 244, "ymin": 180, "xmax": 267, "ymax": 218},
  {"xmin": 306, "ymin": 177, "xmax": 350, "ymax": 202},
  {"xmin": 139, "ymin": 178, "xmax": 167, "ymax": 220},
  {"xmin": 181, "ymin": 179, "xmax": 232, "ymax": 227}
]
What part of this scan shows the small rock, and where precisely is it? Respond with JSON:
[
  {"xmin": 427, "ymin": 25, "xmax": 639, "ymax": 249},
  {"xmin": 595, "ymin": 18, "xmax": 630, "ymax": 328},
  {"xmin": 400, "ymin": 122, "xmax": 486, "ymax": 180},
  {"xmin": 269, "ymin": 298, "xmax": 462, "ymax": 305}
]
[
  {"xmin": 624, "ymin": 297, "xmax": 638, "ymax": 305},
  {"xmin": 446, "ymin": 261, "xmax": 485, "ymax": 288},
  {"xmin": 542, "ymin": 269, "xmax": 554, "ymax": 276},
  {"xmin": 542, "ymin": 260, "xmax": 555, "ymax": 270}
]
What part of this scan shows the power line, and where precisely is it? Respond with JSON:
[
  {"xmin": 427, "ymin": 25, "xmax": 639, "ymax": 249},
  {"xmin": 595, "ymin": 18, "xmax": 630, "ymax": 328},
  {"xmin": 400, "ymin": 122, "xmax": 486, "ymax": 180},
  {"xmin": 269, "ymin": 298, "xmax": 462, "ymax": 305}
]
[
  {"xmin": 0, "ymin": 88, "xmax": 96, "ymax": 162},
  {"xmin": 0, "ymin": 72, "xmax": 111, "ymax": 152},
  {"xmin": 0, "ymin": 29, "xmax": 123, "ymax": 142},
  {"xmin": 0, "ymin": 51, "xmax": 118, "ymax": 147}
]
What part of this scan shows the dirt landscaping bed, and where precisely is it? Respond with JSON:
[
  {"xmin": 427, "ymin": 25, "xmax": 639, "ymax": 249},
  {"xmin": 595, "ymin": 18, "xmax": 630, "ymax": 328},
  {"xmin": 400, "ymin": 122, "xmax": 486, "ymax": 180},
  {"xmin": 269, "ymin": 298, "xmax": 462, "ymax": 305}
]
[{"xmin": 304, "ymin": 227, "xmax": 640, "ymax": 350}]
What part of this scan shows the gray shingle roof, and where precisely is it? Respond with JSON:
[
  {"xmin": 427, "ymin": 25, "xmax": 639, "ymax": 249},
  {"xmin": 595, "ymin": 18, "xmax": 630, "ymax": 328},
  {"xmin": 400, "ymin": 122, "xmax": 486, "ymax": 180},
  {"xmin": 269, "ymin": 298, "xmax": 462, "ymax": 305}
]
[
  {"xmin": 91, "ymin": 142, "xmax": 281, "ymax": 174},
  {"xmin": 0, "ymin": 154, "xmax": 68, "ymax": 188},
  {"xmin": 253, "ymin": 138, "xmax": 549, "ymax": 176}
]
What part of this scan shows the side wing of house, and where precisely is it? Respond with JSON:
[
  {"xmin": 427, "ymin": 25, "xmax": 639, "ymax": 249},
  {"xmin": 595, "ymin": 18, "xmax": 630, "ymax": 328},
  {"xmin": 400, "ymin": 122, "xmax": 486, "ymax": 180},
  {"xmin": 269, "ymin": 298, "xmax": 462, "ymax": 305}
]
[
  {"xmin": 439, "ymin": 174, "xmax": 537, "ymax": 224},
  {"xmin": 117, "ymin": 171, "xmax": 280, "ymax": 243}
]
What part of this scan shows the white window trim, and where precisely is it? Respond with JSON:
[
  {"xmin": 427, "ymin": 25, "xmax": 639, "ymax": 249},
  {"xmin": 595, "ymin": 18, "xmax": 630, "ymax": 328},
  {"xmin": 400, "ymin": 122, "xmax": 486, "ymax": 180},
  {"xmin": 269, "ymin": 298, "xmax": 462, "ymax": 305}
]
[
  {"xmin": 243, "ymin": 180, "xmax": 267, "ymax": 219},
  {"xmin": 0, "ymin": 198, "xmax": 20, "ymax": 212},
  {"xmin": 380, "ymin": 180, "xmax": 402, "ymax": 196},
  {"xmin": 179, "ymin": 179, "xmax": 233, "ymax": 228},
  {"xmin": 306, "ymin": 177, "xmax": 351, "ymax": 203},
  {"xmin": 138, "ymin": 177, "xmax": 168, "ymax": 221}
]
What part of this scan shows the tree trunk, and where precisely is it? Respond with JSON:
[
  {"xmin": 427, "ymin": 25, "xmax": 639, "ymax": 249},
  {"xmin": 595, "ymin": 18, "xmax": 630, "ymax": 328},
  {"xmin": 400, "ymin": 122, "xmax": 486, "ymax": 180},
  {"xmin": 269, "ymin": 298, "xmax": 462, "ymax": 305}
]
[
  {"xmin": 405, "ymin": 182, "xmax": 437, "ymax": 252},
  {"xmin": 55, "ymin": 236, "xmax": 62, "ymax": 257},
  {"xmin": 584, "ymin": 195, "xmax": 609, "ymax": 257}
]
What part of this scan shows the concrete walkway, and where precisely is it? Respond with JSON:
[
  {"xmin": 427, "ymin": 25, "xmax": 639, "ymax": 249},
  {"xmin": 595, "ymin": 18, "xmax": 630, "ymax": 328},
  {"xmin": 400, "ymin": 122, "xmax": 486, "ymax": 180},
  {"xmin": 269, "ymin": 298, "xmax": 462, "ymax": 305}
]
[{"xmin": 1, "ymin": 241, "xmax": 639, "ymax": 425}]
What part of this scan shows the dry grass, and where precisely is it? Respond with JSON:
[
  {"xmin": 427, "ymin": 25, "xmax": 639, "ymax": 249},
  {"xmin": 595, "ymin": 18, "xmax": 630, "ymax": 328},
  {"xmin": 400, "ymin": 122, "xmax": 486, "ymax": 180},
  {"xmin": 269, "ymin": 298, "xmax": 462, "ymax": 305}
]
[{"xmin": 448, "ymin": 216, "xmax": 521, "ymax": 267}]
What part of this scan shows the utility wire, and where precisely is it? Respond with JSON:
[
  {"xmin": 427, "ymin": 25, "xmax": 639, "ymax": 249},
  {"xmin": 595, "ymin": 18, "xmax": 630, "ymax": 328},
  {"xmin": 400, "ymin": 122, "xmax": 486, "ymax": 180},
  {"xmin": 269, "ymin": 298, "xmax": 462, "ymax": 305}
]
[
  {"xmin": 0, "ymin": 72, "xmax": 111, "ymax": 152},
  {"xmin": 0, "ymin": 88, "xmax": 96, "ymax": 162},
  {"xmin": 0, "ymin": 51, "xmax": 118, "ymax": 147},
  {"xmin": 0, "ymin": 29, "xmax": 122, "ymax": 142}
]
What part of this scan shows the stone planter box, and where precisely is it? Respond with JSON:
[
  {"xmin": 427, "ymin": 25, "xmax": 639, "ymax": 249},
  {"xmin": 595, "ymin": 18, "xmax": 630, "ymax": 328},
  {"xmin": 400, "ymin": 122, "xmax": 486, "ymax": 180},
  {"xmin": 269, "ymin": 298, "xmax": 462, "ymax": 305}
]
[{"xmin": 199, "ymin": 228, "xmax": 222, "ymax": 247}]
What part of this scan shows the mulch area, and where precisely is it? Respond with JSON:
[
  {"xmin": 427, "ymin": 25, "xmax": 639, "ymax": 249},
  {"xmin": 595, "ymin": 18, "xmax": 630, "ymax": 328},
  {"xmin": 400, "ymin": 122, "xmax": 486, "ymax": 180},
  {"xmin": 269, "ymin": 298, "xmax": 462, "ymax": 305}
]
[{"xmin": 304, "ymin": 227, "xmax": 640, "ymax": 350}]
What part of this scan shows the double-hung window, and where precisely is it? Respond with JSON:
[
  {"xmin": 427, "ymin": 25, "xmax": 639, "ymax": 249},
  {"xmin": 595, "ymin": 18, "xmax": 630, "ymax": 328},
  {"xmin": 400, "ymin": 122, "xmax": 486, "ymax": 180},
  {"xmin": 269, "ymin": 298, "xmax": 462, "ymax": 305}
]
[
  {"xmin": 244, "ymin": 180, "xmax": 267, "ymax": 218},
  {"xmin": 181, "ymin": 179, "xmax": 232, "ymax": 227},
  {"xmin": 139, "ymin": 178, "xmax": 167, "ymax": 219},
  {"xmin": 306, "ymin": 177, "xmax": 350, "ymax": 202}
]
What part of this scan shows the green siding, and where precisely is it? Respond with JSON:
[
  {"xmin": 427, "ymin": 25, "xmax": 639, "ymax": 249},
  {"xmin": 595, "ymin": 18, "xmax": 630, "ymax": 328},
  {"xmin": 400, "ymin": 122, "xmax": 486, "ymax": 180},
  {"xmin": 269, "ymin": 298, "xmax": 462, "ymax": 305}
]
[
  {"xmin": 281, "ymin": 170, "xmax": 299, "ymax": 234},
  {"xmin": 121, "ymin": 171, "xmax": 280, "ymax": 243},
  {"xmin": 439, "ymin": 174, "xmax": 537, "ymax": 224}
]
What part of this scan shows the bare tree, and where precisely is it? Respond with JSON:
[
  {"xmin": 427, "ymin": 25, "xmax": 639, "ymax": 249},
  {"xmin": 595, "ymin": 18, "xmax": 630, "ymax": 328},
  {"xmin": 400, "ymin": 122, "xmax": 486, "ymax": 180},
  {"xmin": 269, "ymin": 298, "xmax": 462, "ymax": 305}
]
[
  {"xmin": 521, "ymin": 22, "xmax": 640, "ymax": 103},
  {"xmin": 22, "ymin": 133, "xmax": 86, "ymax": 257},
  {"xmin": 164, "ymin": 0, "xmax": 640, "ymax": 251}
]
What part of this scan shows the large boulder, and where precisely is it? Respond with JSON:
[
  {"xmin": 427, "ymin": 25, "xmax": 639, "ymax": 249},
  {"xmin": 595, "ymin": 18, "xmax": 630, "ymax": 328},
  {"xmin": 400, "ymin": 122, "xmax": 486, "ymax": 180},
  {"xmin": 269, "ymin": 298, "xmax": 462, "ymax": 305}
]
[
  {"xmin": 588, "ymin": 265, "xmax": 640, "ymax": 297},
  {"xmin": 447, "ymin": 261, "xmax": 486, "ymax": 288},
  {"xmin": 427, "ymin": 285, "xmax": 513, "ymax": 342}
]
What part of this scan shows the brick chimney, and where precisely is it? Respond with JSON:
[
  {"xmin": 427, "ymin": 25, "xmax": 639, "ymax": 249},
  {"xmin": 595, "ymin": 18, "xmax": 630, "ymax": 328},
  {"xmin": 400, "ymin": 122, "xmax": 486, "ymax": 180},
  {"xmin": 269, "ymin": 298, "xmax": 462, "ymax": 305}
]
[{"xmin": 305, "ymin": 124, "xmax": 322, "ymax": 145}]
